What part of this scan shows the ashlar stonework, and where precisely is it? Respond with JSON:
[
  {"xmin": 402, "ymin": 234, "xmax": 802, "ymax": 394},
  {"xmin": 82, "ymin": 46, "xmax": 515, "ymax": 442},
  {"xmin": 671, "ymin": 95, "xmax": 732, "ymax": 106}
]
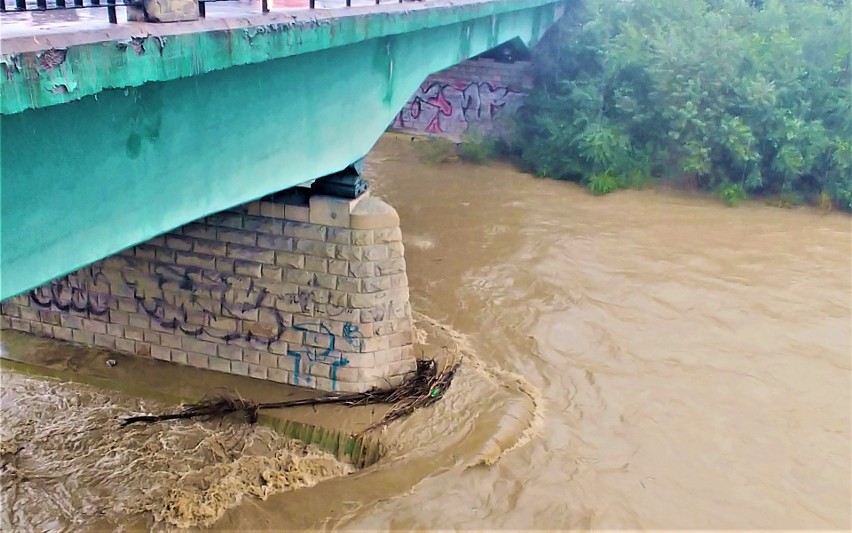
[{"xmin": 0, "ymin": 191, "xmax": 416, "ymax": 392}]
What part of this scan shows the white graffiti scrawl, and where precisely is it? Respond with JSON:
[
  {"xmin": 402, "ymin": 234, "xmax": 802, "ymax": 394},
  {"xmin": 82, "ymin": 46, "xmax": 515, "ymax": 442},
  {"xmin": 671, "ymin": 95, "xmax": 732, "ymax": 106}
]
[{"xmin": 393, "ymin": 80, "xmax": 526, "ymax": 136}]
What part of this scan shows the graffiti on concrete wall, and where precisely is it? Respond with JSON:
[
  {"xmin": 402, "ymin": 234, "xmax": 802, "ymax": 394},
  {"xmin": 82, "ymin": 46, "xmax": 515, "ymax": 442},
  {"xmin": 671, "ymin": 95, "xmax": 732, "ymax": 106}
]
[{"xmin": 393, "ymin": 80, "xmax": 525, "ymax": 136}]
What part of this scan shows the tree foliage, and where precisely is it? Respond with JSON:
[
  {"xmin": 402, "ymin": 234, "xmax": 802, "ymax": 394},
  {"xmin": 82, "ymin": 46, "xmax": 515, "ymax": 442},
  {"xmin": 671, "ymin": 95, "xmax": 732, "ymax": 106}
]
[{"xmin": 513, "ymin": 0, "xmax": 852, "ymax": 209}]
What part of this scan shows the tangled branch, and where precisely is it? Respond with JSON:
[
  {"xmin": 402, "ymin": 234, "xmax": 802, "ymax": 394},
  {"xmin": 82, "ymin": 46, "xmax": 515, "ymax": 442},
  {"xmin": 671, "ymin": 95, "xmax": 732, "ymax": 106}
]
[{"xmin": 121, "ymin": 359, "xmax": 460, "ymax": 434}]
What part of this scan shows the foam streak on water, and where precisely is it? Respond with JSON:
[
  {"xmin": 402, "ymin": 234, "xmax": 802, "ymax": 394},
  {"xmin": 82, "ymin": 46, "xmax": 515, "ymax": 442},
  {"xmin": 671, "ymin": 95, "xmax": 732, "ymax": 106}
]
[{"xmin": 0, "ymin": 373, "xmax": 352, "ymax": 531}]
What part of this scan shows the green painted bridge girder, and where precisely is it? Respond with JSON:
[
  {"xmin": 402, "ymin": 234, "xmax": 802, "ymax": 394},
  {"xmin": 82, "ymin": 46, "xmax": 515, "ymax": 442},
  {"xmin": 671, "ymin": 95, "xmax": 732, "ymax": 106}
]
[{"xmin": 0, "ymin": 0, "xmax": 566, "ymax": 300}]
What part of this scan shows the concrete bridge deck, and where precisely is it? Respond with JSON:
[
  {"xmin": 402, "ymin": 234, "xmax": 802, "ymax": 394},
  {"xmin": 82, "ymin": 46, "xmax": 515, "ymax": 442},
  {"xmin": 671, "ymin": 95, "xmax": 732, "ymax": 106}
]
[{"xmin": 1, "ymin": 0, "xmax": 439, "ymax": 40}]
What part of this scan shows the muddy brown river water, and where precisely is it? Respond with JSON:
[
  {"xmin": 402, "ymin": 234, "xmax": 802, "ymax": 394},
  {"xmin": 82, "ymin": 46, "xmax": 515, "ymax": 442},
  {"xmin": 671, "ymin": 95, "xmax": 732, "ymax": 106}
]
[{"xmin": 2, "ymin": 134, "xmax": 851, "ymax": 530}]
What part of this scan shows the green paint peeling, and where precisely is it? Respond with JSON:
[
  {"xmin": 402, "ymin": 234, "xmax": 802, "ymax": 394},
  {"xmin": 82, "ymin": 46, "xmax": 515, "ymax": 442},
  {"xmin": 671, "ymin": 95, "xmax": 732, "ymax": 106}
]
[{"xmin": 0, "ymin": 0, "xmax": 566, "ymax": 300}]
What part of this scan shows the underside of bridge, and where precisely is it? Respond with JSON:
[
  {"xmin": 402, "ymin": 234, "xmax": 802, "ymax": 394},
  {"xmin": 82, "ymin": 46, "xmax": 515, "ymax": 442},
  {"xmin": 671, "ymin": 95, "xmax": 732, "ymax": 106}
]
[
  {"xmin": 0, "ymin": 0, "xmax": 565, "ymax": 300},
  {"xmin": 1, "ymin": 0, "xmax": 564, "ymax": 389}
]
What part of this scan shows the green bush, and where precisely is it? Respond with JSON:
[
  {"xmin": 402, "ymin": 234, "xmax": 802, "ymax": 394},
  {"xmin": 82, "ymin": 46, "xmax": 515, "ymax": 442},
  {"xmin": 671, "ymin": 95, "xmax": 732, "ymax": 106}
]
[
  {"xmin": 513, "ymin": 0, "xmax": 852, "ymax": 209},
  {"xmin": 414, "ymin": 137, "xmax": 458, "ymax": 165},
  {"xmin": 457, "ymin": 131, "xmax": 499, "ymax": 163},
  {"xmin": 586, "ymin": 173, "xmax": 621, "ymax": 195},
  {"xmin": 720, "ymin": 183, "xmax": 748, "ymax": 206}
]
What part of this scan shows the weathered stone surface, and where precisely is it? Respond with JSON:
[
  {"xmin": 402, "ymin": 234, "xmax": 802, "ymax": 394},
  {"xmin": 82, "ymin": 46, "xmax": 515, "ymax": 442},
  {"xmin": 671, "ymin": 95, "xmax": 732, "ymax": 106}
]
[
  {"xmin": 1, "ymin": 191, "xmax": 414, "ymax": 392},
  {"xmin": 309, "ymin": 195, "xmax": 358, "ymax": 228},
  {"xmin": 349, "ymin": 197, "xmax": 401, "ymax": 230}
]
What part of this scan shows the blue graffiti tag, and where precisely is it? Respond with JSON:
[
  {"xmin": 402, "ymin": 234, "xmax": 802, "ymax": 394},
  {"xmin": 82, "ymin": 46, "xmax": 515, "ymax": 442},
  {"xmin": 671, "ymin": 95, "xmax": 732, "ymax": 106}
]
[
  {"xmin": 287, "ymin": 322, "xmax": 358, "ymax": 390},
  {"xmin": 342, "ymin": 322, "xmax": 364, "ymax": 351}
]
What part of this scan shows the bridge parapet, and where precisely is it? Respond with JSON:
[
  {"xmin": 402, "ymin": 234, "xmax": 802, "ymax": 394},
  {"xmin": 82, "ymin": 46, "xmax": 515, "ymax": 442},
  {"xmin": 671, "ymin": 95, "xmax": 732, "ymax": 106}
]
[{"xmin": 0, "ymin": 192, "xmax": 415, "ymax": 392}]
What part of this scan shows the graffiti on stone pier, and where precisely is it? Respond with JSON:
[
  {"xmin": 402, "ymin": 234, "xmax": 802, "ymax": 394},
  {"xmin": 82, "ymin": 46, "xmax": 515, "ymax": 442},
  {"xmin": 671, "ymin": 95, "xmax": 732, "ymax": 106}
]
[
  {"xmin": 27, "ymin": 261, "xmax": 360, "ymax": 389},
  {"xmin": 393, "ymin": 80, "xmax": 525, "ymax": 135}
]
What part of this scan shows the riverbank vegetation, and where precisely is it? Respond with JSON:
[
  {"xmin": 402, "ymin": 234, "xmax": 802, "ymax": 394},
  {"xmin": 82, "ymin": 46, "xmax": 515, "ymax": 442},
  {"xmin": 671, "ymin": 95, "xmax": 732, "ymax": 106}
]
[{"xmin": 507, "ymin": 0, "xmax": 851, "ymax": 210}]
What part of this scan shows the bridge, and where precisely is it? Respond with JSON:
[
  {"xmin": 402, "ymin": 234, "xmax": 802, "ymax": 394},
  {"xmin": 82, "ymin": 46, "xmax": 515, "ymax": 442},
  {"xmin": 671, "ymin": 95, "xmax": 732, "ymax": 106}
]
[{"xmin": 0, "ymin": 0, "xmax": 564, "ymax": 390}]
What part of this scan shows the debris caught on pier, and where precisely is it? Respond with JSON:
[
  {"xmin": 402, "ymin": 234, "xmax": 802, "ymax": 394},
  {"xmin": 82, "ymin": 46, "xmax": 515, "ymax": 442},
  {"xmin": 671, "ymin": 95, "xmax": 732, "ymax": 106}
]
[{"xmin": 120, "ymin": 359, "xmax": 460, "ymax": 434}]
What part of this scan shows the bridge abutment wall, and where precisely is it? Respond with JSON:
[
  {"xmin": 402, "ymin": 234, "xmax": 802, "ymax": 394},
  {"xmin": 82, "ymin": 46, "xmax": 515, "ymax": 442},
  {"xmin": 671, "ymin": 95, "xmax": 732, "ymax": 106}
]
[
  {"xmin": 0, "ymin": 191, "xmax": 415, "ymax": 393},
  {"xmin": 391, "ymin": 57, "xmax": 532, "ymax": 139}
]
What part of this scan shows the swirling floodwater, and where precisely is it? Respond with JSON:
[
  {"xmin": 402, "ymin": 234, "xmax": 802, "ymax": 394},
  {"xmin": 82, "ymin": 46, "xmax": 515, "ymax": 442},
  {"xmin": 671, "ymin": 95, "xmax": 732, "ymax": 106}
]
[{"xmin": 3, "ymin": 134, "xmax": 851, "ymax": 530}]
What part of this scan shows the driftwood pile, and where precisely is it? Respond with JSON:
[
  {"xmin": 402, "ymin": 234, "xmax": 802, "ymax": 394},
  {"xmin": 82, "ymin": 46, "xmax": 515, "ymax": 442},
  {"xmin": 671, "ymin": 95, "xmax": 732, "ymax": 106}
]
[{"xmin": 121, "ymin": 359, "xmax": 459, "ymax": 434}]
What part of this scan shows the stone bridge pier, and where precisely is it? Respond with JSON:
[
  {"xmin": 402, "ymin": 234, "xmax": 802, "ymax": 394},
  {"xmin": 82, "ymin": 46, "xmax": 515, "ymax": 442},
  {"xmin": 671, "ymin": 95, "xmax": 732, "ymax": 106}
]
[{"xmin": 0, "ymin": 189, "xmax": 416, "ymax": 392}]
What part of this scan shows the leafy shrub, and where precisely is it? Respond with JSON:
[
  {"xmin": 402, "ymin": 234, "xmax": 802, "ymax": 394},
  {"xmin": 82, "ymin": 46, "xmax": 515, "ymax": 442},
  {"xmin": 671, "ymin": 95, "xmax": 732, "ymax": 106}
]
[
  {"xmin": 457, "ymin": 131, "xmax": 499, "ymax": 163},
  {"xmin": 513, "ymin": 0, "xmax": 852, "ymax": 210},
  {"xmin": 720, "ymin": 183, "xmax": 748, "ymax": 206},
  {"xmin": 414, "ymin": 137, "xmax": 458, "ymax": 165},
  {"xmin": 586, "ymin": 173, "xmax": 621, "ymax": 195}
]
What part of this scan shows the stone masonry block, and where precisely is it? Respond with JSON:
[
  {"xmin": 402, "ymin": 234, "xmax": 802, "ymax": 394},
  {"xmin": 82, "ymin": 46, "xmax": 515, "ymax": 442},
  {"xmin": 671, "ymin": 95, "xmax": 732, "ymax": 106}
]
[
  {"xmin": 231, "ymin": 361, "xmax": 249, "ymax": 376},
  {"xmin": 53, "ymin": 326, "xmax": 74, "ymax": 341},
  {"xmin": 242, "ymin": 349, "xmax": 261, "ymax": 365},
  {"xmin": 328, "ymin": 259, "xmax": 348, "ymax": 276},
  {"xmin": 194, "ymin": 239, "xmax": 227, "ymax": 256},
  {"xmin": 183, "ymin": 223, "xmax": 218, "ymax": 241},
  {"xmin": 234, "ymin": 261, "xmax": 263, "ymax": 278},
  {"xmin": 304, "ymin": 256, "xmax": 328, "ymax": 273},
  {"xmin": 361, "ymin": 276, "xmax": 392, "ymax": 293},
  {"xmin": 268, "ymin": 368, "xmax": 291, "ymax": 383},
  {"xmin": 171, "ymin": 350, "xmax": 189, "ymax": 365},
  {"xmin": 71, "ymin": 328, "xmax": 95, "ymax": 344},
  {"xmin": 217, "ymin": 344, "xmax": 243, "ymax": 361},
  {"xmin": 284, "ymin": 205, "xmax": 310, "ymax": 222},
  {"xmin": 314, "ymin": 273, "xmax": 337, "ymax": 290},
  {"xmin": 284, "ymin": 221, "xmax": 326, "ymax": 241},
  {"xmin": 388, "ymin": 241, "xmax": 405, "ymax": 258},
  {"xmin": 376, "ymin": 258, "xmax": 406, "ymax": 276},
  {"xmin": 248, "ymin": 364, "xmax": 268, "ymax": 380},
  {"xmin": 260, "ymin": 201, "xmax": 288, "ymax": 219},
  {"xmin": 151, "ymin": 345, "xmax": 171, "ymax": 361},
  {"xmin": 165, "ymin": 235, "xmax": 193, "ymax": 252},
  {"xmin": 351, "ymin": 230, "xmax": 374, "ymax": 246},
  {"xmin": 326, "ymin": 227, "xmax": 352, "ymax": 245},
  {"xmin": 209, "ymin": 357, "xmax": 231, "ymax": 373},
  {"xmin": 246, "ymin": 201, "xmax": 262, "ymax": 216},
  {"xmin": 374, "ymin": 226, "xmax": 403, "ymax": 244},
  {"xmin": 135, "ymin": 245, "xmax": 157, "ymax": 260},
  {"xmin": 257, "ymin": 234, "xmax": 293, "ymax": 252},
  {"xmin": 218, "ymin": 228, "xmax": 257, "ymax": 247},
  {"xmin": 362, "ymin": 244, "xmax": 390, "ymax": 261},
  {"xmin": 187, "ymin": 353, "xmax": 209, "ymax": 369},
  {"xmin": 294, "ymin": 239, "xmax": 335, "ymax": 259},
  {"xmin": 261, "ymin": 265, "xmax": 283, "ymax": 281},
  {"xmin": 243, "ymin": 215, "xmax": 283, "ymax": 235},
  {"xmin": 30, "ymin": 322, "xmax": 50, "ymax": 336},
  {"xmin": 205, "ymin": 212, "xmax": 243, "ymax": 230},
  {"xmin": 348, "ymin": 261, "xmax": 376, "ymax": 278},
  {"xmin": 309, "ymin": 195, "xmax": 358, "ymax": 228},
  {"xmin": 349, "ymin": 197, "xmax": 400, "ymax": 230},
  {"xmin": 335, "ymin": 245, "xmax": 363, "ymax": 262},
  {"xmin": 182, "ymin": 337, "xmax": 217, "ymax": 356},
  {"xmin": 275, "ymin": 252, "xmax": 305, "ymax": 269},
  {"xmin": 176, "ymin": 251, "xmax": 216, "ymax": 270},
  {"xmin": 336, "ymin": 277, "xmax": 360, "ymax": 293},
  {"xmin": 349, "ymin": 291, "xmax": 388, "ymax": 309},
  {"xmin": 227, "ymin": 244, "xmax": 273, "ymax": 264}
]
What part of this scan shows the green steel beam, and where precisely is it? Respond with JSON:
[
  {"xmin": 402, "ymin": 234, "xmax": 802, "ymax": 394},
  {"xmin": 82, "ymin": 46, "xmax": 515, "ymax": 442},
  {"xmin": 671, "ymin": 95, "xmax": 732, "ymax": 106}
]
[{"xmin": 0, "ymin": 0, "xmax": 566, "ymax": 299}]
